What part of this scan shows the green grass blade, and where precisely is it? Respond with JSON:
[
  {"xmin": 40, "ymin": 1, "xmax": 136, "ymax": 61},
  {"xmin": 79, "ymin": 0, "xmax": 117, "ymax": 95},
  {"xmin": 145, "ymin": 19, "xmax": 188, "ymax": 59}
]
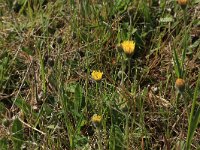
[
  {"xmin": 14, "ymin": 98, "xmax": 37, "ymax": 119},
  {"xmin": 186, "ymin": 74, "xmax": 200, "ymax": 150},
  {"xmin": 0, "ymin": 138, "xmax": 8, "ymax": 150},
  {"xmin": 173, "ymin": 48, "xmax": 182, "ymax": 77},
  {"xmin": 12, "ymin": 118, "xmax": 24, "ymax": 150}
]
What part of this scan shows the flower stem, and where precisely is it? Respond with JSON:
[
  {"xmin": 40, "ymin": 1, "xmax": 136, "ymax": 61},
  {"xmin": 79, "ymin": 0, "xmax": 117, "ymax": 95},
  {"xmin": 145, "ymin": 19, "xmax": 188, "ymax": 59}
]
[
  {"xmin": 121, "ymin": 54, "xmax": 125, "ymax": 86},
  {"xmin": 128, "ymin": 57, "xmax": 131, "ymax": 80},
  {"xmin": 97, "ymin": 128, "xmax": 103, "ymax": 150},
  {"xmin": 181, "ymin": 6, "xmax": 187, "ymax": 77}
]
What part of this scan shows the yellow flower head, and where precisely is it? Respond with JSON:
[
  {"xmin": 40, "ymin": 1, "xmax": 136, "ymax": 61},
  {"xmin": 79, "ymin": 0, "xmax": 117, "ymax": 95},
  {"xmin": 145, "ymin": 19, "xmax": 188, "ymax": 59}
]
[
  {"xmin": 121, "ymin": 40, "xmax": 136, "ymax": 56},
  {"xmin": 91, "ymin": 114, "xmax": 102, "ymax": 123},
  {"xmin": 91, "ymin": 114, "xmax": 102, "ymax": 127},
  {"xmin": 175, "ymin": 78, "xmax": 185, "ymax": 92},
  {"xmin": 177, "ymin": 0, "xmax": 188, "ymax": 7},
  {"xmin": 91, "ymin": 70, "xmax": 103, "ymax": 81}
]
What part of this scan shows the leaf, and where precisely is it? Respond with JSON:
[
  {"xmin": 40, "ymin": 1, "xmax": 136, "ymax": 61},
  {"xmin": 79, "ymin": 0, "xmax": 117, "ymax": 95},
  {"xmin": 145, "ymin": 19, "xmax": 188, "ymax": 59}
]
[
  {"xmin": 0, "ymin": 138, "xmax": 8, "ymax": 150},
  {"xmin": 74, "ymin": 84, "xmax": 83, "ymax": 112},
  {"xmin": 21, "ymin": 46, "xmax": 34, "ymax": 56},
  {"xmin": 65, "ymin": 83, "xmax": 77, "ymax": 93},
  {"xmin": 27, "ymin": 0, "xmax": 33, "ymax": 20},
  {"xmin": 112, "ymin": 0, "xmax": 129, "ymax": 16},
  {"xmin": 159, "ymin": 16, "xmax": 174, "ymax": 23},
  {"xmin": 47, "ymin": 124, "xmax": 56, "ymax": 129},
  {"xmin": 173, "ymin": 48, "xmax": 182, "ymax": 77},
  {"xmin": 14, "ymin": 98, "xmax": 37, "ymax": 118},
  {"xmin": 189, "ymin": 39, "xmax": 200, "ymax": 49},
  {"xmin": 12, "ymin": 118, "xmax": 24, "ymax": 150},
  {"xmin": 0, "ymin": 101, "xmax": 7, "ymax": 114},
  {"xmin": 194, "ymin": 0, "xmax": 200, "ymax": 3},
  {"xmin": 109, "ymin": 125, "xmax": 124, "ymax": 149}
]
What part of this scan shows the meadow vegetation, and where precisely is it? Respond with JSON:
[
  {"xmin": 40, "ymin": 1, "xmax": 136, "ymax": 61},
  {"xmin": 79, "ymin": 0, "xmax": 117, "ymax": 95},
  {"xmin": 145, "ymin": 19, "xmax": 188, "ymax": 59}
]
[{"xmin": 0, "ymin": 0, "xmax": 200, "ymax": 149}]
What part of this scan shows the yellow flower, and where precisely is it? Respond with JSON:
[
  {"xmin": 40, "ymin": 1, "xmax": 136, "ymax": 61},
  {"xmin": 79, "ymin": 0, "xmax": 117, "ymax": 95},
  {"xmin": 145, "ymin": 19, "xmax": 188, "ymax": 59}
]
[
  {"xmin": 177, "ymin": 0, "xmax": 188, "ymax": 7},
  {"xmin": 121, "ymin": 40, "xmax": 136, "ymax": 56},
  {"xmin": 91, "ymin": 114, "xmax": 102, "ymax": 127},
  {"xmin": 175, "ymin": 78, "xmax": 185, "ymax": 92},
  {"xmin": 91, "ymin": 70, "xmax": 103, "ymax": 81}
]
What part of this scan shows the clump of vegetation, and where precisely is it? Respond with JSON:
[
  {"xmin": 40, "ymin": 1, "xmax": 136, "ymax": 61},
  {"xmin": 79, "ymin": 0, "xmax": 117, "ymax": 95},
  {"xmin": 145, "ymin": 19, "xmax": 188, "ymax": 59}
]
[{"xmin": 0, "ymin": 0, "xmax": 200, "ymax": 149}]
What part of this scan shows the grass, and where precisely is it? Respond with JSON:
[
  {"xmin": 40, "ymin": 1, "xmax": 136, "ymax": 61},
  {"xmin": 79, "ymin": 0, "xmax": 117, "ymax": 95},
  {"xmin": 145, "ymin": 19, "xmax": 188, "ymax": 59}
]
[{"xmin": 0, "ymin": 0, "xmax": 200, "ymax": 149}]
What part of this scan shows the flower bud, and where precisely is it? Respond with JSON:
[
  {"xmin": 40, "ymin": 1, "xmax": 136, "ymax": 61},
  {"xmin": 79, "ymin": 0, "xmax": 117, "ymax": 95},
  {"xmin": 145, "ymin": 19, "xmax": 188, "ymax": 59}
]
[
  {"xmin": 177, "ymin": 0, "xmax": 188, "ymax": 9},
  {"xmin": 175, "ymin": 78, "xmax": 185, "ymax": 92}
]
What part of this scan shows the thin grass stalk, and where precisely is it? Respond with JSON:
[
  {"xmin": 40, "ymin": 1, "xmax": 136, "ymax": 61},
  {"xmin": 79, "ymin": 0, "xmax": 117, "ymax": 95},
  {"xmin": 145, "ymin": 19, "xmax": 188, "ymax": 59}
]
[
  {"xmin": 181, "ymin": 8, "xmax": 187, "ymax": 78},
  {"xmin": 38, "ymin": 43, "xmax": 46, "ymax": 96},
  {"xmin": 85, "ymin": 50, "xmax": 89, "ymax": 113}
]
